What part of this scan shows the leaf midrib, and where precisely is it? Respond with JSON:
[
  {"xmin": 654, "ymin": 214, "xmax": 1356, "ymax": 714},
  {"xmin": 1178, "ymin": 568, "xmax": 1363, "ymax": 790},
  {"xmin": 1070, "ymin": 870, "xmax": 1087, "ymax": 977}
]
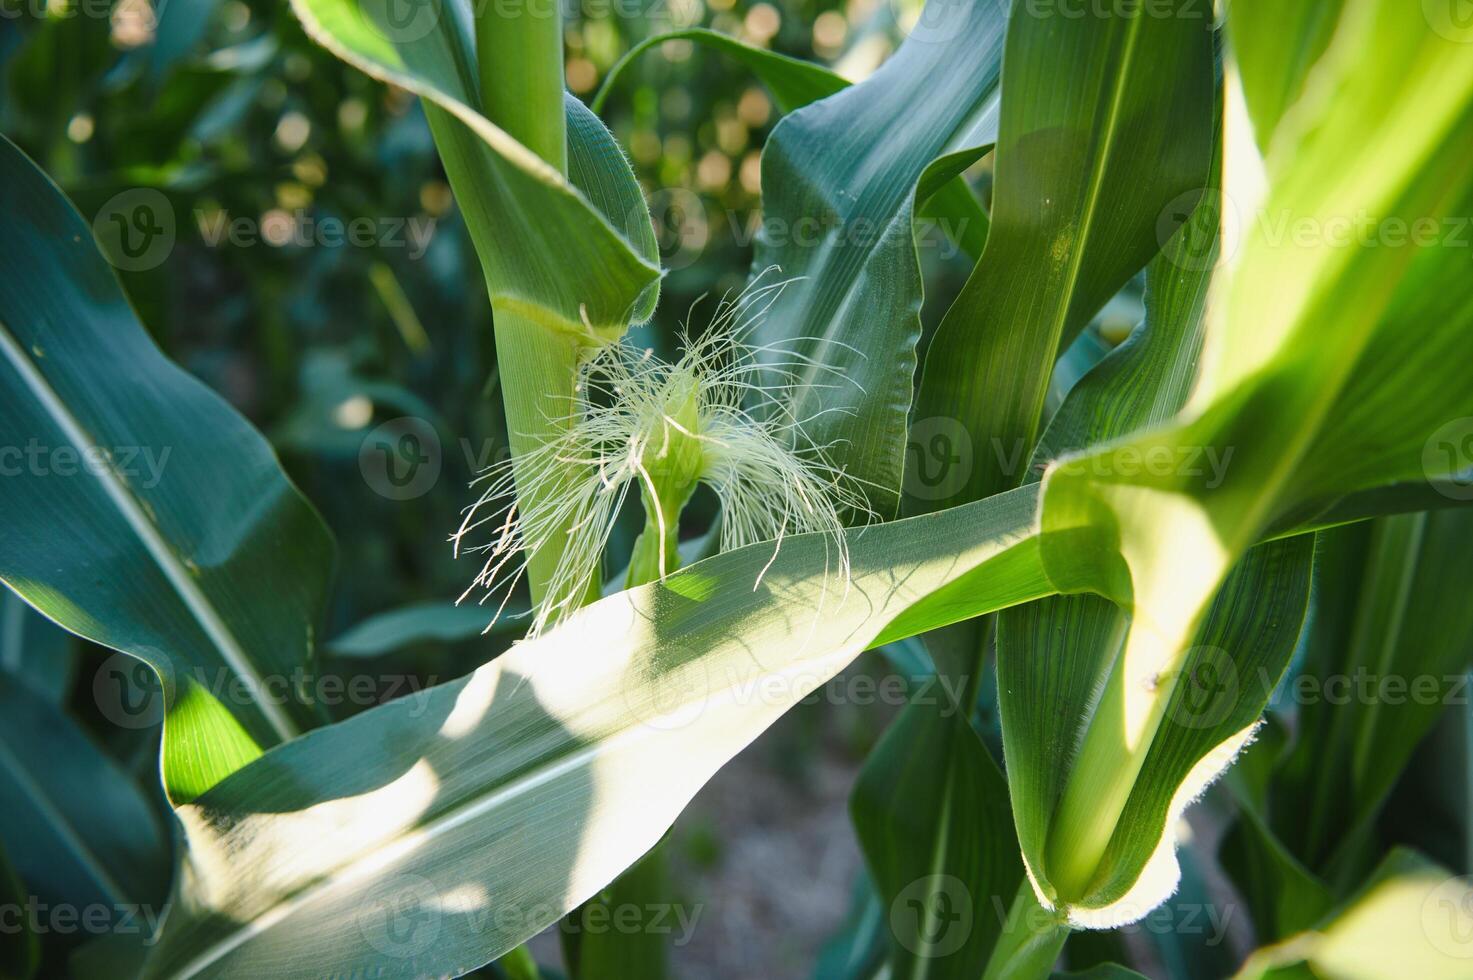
[{"xmin": 0, "ymin": 322, "xmax": 298, "ymax": 742}]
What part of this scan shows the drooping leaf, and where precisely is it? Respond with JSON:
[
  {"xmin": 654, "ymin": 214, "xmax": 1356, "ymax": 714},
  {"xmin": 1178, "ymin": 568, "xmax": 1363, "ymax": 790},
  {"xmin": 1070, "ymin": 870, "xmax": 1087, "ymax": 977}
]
[
  {"xmin": 142, "ymin": 484, "xmax": 1060, "ymax": 979},
  {"xmin": 591, "ymin": 24, "xmax": 992, "ymax": 263},
  {"xmin": 592, "ymin": 28, "xmax": 846, "ymax": 116},
  {"xmin": 0, "ymin": 135, "xmax": 334, "ymax": 801}
]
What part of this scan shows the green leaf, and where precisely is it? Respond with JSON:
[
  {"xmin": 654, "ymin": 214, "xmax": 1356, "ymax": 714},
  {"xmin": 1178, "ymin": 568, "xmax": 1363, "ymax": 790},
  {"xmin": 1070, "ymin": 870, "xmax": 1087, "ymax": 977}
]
[
  {"xmin": 141, "ymin": 484, "xmax": 1059, "ymax": 979},
  {"xmin": 851, "ymin": 678, "xmax": 1023, "ymax": 978},
  {"xmin": 0, "ymin": 135, "xmax": 334, "ymax": 801},
  {"xmin": 592, "ymin": 28, "xmax": 847, "ymax": 116},
  {"xmin": 1228, "ymin": 0, "xmax": 1345, "ymax": 152},
  {"xmin": 287, "ymin": 0, "xmax": 659, "ymax": 341},
  {"xmin": 594, "ymin": 26, "xmax": 993, "ymax": 262},
  {"xmin": 1011, "ymin": 535, "xmax": 1313, "ymax": 921},
  {"xmin": 999, "ymin": 182, "xmax": 1219, "ymax": 914},
  {"xmin": 572, "ymin": 843, "xmax": 669, "ymax": 980},
  {"xmin": 1032, "ymin": 0, "xmax": 1473, "ymax": 915},
  {"xmin": 0, "ymin": 587, "xmax": 74, "ymax": 704},
  {"xmin": 753, "ymin": 0, "xmax": 1007, "ymax": 515},
  {"xmin": 327, "ymin": 602, "xmax": 525, "ymax": 659},
  {"xmin": 0, "ymin": 674, "xmax": 170, "ymax": 918},
  {"xmin": 1269, "ymin": 511, "xmax": 1473, "ymax": 885},
  {"xmin": 1219, "ymin": 796, "xmax": 1333, "ymax": 942},
  {"xmin": 911, "ymin": 0, "xmax": 1215, "ymax": 512},
  {"xmin": 1234, "ymin": 849, "xmax": 1473, "ymax": 979}
]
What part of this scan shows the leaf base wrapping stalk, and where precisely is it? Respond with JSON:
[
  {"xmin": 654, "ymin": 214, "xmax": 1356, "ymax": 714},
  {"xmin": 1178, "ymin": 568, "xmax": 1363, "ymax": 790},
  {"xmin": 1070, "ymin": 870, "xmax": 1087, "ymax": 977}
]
[{"xmin": 982, "ymin": 880, "xmax": 1070, "ymax": 980}]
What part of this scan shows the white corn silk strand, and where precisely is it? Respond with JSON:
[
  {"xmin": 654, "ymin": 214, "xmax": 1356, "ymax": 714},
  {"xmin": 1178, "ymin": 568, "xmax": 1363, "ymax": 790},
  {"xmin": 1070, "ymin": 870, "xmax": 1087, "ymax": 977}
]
[{"xmin": 452, "ymin": 271, "xmax": 874, "ymax": 637}]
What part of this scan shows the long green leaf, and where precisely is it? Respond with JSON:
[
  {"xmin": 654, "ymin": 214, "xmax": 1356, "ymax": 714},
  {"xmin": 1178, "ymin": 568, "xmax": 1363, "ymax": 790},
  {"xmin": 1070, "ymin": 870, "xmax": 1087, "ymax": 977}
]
[
  {"xmin": 592, "ymin": 25, "xmax": 991, "ymax": 261},
  {"xmin": 141, "ymin": 485, "xmax": 1058, "ymax": 979},
  {"xmin": 0, "ymin": 135, "xmax": 333, "ymax": 801},
  {"xmin": 1270, "ymin": 510, "xmax": 1473, "ymax": 885},
  {"xmin": 1033, "ymin": 0, "xmax": 1473, "ymax": 914},
  {"xmin": 851, "ymin": 678, "xmax": 1023, "ymax": 978},
  {"xmin": 910, "ymin": 0, "xmax": 1215, "ymax": 513},
  {"xmin": 592, "ymin": 27, "xmax": 846, "ymax": 116},
  {"xmin": 753, "ymin": 0, "xmax": 1007, "ymax": 515}
]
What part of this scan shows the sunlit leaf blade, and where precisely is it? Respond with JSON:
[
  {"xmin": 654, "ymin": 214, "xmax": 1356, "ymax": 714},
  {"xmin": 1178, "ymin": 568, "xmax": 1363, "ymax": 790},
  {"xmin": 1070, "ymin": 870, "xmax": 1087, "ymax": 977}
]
[
  {"xmin": 1228, "ymin": 0, "xmax": 1344, "ymax": 152},
  {"xmin": 851, "ymin": 678, "xmax": 1022, "ymax": 978},
  {"xmin": 1031, "ymin": 0, "xmax": 1473, "ymax": 917},
  {"xmin": 0, "ymin": 135, "xmax": 333, "ymax": 801},
  {"xmin": 287, "ymin": 0, "xmax": 660, "ymax": 339},
  {"xmin": 141, "ymin": 485, "xmax": 1059, "ymax": 979},
  {"xmin": 1234, "ymin": 849, "xmax": 1473, "ymax": 979},
  {"xmin": 911, "ymin": 0, "xmax": 1215, "ymax": 513},
  {"xmin": 753, "ymin": 0, "xmax": 1007, "ymax": 514},
  {"xmin": 0, "ymin": 675, "xmax": 171, "ymax": 918}
]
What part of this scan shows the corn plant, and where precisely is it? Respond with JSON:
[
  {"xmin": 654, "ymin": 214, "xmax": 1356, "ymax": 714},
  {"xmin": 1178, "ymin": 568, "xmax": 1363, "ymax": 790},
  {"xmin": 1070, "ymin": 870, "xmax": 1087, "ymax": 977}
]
[{"xmin": 3, "ymin": 0, "xmax": 1473, "ymax": 977}]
